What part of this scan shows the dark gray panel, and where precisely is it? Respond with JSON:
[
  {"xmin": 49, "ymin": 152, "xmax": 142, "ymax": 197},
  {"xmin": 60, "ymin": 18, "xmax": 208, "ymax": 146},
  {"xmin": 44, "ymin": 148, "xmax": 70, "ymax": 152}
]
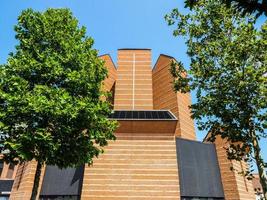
[
  {"xmin": 40, "ymin": 165, "xmax": 84, "ymax": 197},
  {"xmin": 0, "ymin": 180, "xmax": 13, "ymax": 193},
  {"xmin": 181, "ymin": 198, "xmax": 224, "ymax": 200},
  {"xmin": 176, "ymin": 138, "xmax": 224, "ymax": 198},
  {"xmin": 109, "ymin": 110, "xmax": 176, "ymax": 120}
]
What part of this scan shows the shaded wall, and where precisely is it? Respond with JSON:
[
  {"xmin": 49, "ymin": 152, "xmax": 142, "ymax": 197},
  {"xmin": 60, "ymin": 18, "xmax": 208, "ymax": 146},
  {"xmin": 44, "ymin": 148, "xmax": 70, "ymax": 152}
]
[{"xmin": 210, "ymin": 136, "xmax": 255, "ymax": 200}]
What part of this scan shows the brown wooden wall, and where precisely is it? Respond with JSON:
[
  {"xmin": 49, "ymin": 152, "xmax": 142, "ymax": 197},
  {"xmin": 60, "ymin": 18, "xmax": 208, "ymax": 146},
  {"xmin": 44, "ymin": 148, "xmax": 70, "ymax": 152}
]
[
  {"xmin": 100, "ymin": 54, "xmax": 117, "ymax": 92},
  {"xmin": 152, "ymin": 55, "xmax": 195, "ymax": 140},
  {"xmin": 7, "ymin": 50, "xmax": 256, "ymax": 200},
  {"xmin": 9, "ymin": 54, "xmax": 118, "ymax": 200},
  {"xmin": 114, "ymin": 49, "xmax": 153, "ymax": 110},
  {"xmin": 212, "ymin": 136, "xmax": 255, "ymax": 200},
  {"xmin": 81, "ymin": 131, "xmax": 180, "ymax": 200},
  {"xmin": 9, "ymin": 161, "xmax": 45, "ymax": 200}
]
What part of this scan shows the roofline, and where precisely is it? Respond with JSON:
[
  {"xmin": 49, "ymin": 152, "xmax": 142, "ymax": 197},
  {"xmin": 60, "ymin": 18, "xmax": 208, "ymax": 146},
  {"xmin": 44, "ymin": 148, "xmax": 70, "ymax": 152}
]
[
  {"xmin": 98, "ymin": 53, "xmax": 110, "ymax": 57},
  {"xmin": 98, "ymin": 54, "xmax": 117, "ymax": 70},
  {"xmin": 176, "ymin": 136, "xmax": 213, "ymax": 145},
  {"xmin": 109, "ymin": 118, "xmax": 177, "ymax": 121},
  {"xmin": 202, "ymin": 132, "xmax": 210, "ymax": 142},
  {"xmin": 152, "ymin": 53, "xmax": 177, "ymax": 71},
  {"xmin": 118, "ymin": 48, "xmax": 151, "ymax": 51},
  {"xmin": 159, "ymin": 54, "xmax": 175, "ymax": 60}
]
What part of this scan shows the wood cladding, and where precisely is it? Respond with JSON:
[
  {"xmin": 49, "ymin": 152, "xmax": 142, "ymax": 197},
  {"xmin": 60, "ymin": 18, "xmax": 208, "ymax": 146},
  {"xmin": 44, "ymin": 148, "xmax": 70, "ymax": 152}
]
[
  {"xmin": 10, "ymin": 162, "xmax": 45, "ymax": 200},
  {"xmin": 114, "ymin": 49, "xmax": 153, "ymax": 110},
  {"xmin": 8, "ymin": 49, "xmax": 255, "ymax": 200},
  {"xmin": 81, "ymin": 132, "xmax": 180, "ymax": 200},
  {"xmin": 100, "ymin": 54, "xmax": 117, "ymax": 92},
  {"xmin": 209, "ymin": 135, "xmax": 255, "ymax": 200},
  {"xmin": 152, "ymin": 55, "xmax": 195, "ymax": 140},
  {"xmin": 10, "ymin": 162, "xmax": 37, "ymax": 200}
]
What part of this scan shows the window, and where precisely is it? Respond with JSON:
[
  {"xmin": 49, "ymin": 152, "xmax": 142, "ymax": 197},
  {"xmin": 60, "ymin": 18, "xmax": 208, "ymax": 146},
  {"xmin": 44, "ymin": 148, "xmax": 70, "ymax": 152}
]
[
  {"xmin": 181, "ymin": 198, "xmax": 224, "ymax": 200},
  {"xmin": 40, "ymin": 196, "xmax": 79, "ymax": 200},
  {"xmin": 0, "ymin": 160, "xmax": 3, "ymax": 177},
  {"xmin": 0, "ymin": 196, "xmax": 9, "ymax": 200}
]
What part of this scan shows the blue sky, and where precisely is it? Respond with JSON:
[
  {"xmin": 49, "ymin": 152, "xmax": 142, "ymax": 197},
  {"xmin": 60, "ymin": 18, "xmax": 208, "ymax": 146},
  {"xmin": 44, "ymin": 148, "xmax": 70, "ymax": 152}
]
[{"xmin": 1, "ymin": 0, "xmax": 266, "ymax": 168}]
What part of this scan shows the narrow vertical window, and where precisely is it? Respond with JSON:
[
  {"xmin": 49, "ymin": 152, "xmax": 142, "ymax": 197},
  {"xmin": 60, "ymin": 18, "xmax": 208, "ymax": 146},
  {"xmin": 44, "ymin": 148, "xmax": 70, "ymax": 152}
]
[{"xmin": 0, "ymin": 160, "xmax": 3, "ymax": 177}]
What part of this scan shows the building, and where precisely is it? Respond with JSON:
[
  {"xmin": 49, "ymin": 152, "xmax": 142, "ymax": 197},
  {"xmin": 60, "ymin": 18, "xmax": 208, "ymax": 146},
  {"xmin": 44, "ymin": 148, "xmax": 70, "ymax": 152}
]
[
  {"xmin": 252, "ymin": 174, "xmax": 265, "ymax": 200},
  {"xmin": 0, "ymin": 49, "xmax": 255, "ymax": 200}
]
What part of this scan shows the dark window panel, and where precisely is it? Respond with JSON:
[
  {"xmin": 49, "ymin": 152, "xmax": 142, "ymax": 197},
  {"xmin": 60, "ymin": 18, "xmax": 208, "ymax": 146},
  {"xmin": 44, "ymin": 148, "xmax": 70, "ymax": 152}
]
[
  {"xmin": 0, "ymin": 160, "xmax": 3, "ymax": 177},
  {"xmin": 139, "ymin": 111, "xmax": 145, "ymax": 118},
  {"xmin": 146, "ymin": 111, "xmax": 152, "ymax": 119},
  {"xmin": 151, "ymin": 111, "xmax": 158, "ymax": 119},
  {"xmin": 164, "ymin": 111, "xmax": 172, "ymax": 119},
  {"xmin": 119, "ymin": 111, "xmax": 125, "ymax": 118},
  {"xmin": 40, "ymin": 196, "xmax": 79, "ymax": 200},
  {"xmin": 133, "ymin": 111, "xmax": 138, "ymax": 118},
  {"xmin": 125, "ymin": 111, "xmax": 133, "ymax": 119},
  {"xmin": 114, "ymin": 111, "xmax": 120, "ymax": 118},
  {"xmin": 109, "ymin": 110, "xmax": 176, "ymax": 120},
  {"xmin": 158, "ymin": 111, "xmax": 165, "ymax": 119},
  {"xmin": 0, "ymin": 180, "xmax": 14, "ymax": 194}
]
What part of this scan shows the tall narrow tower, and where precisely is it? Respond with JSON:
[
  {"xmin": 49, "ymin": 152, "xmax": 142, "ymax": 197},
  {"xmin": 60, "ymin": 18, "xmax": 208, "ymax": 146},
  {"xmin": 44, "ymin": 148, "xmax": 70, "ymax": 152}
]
[
  {"xmin": 153, "ymin": 54, "xmax": 196, "ymax": 140},
  {"xmin": 114, "ymin": 49, "xmax": 153, "ymax": 110}
]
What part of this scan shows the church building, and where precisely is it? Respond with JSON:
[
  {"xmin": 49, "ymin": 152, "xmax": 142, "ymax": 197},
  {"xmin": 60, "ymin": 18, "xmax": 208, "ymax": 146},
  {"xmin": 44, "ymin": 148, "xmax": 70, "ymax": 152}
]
[{"xmin": 0, "ymin": 49, "xmax": 255, "ymax": 200}]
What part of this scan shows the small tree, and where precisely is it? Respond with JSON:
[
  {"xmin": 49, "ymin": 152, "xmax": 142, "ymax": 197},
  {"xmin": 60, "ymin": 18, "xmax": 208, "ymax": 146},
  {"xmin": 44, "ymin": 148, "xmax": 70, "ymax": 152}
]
[
  {"xmin": 0, "ymin": 8, "xmax": 117, "ymax": 199},
  {"xmin": 166, "ymin": 0, "xmax": 267, "ymax": 198}
]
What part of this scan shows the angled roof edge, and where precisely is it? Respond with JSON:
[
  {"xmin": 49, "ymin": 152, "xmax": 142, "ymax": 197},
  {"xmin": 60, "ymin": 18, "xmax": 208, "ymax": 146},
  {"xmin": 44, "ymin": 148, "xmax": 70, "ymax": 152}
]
[
  {"xmin": 118, "ymin": 48, "xmax": 151, "ymax": 51},
  {"xmin": 203, "ymin": 132, "xmax": 210, "ymax": 142},
  {"xmin": 99, "ymin": 54, "xmax": 117, "ymax": 70},
  {"xmin": 203, "ymin": 131, "xmax": 224, "ymax": 143},
  {"xmin": 152, "ymin": 54, "xmax": 178, "ymax": 71},
  {"xmin": 177, "ymin": 136, "xmax": 212, "ymax": 145}
]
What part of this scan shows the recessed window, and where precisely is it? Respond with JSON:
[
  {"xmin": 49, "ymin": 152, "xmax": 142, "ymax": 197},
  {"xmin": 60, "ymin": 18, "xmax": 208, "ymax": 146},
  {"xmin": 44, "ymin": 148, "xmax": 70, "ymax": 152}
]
[
  {"xmin": 109, "ymin": 110, "xmax": 176, "ymax": 120},
  {"xmin": 0, "ymin": 160, "xmax": 3, "ymax": 177},
  {"xmin": 0, "ymin": 196, "xmax": 9, "ymax": 200},
  {"xmin": 39, "ymin": 196, "xmax": 79, "ymax": 200},
  {"xmin": 181, "ymin": 198, "xmax": 224, "ymax": 200}
]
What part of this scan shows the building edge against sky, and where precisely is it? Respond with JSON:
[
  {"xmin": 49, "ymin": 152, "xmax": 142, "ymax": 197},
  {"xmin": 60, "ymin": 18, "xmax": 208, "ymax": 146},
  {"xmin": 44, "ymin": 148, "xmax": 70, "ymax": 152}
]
[{"xmin": 0, "ymin": 49, "xmax": 256, "ymax": 200}]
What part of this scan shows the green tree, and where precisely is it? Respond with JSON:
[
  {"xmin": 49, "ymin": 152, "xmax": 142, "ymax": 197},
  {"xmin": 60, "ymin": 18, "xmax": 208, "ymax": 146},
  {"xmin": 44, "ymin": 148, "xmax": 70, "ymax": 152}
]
[
  {"xmin": 0, "ymin": 8, "xmax": 117, "ymax": 199},
  {"xmin": 185, "ymin": 0, "xmax": 267, "ymax": 17},
  {"xmin": 166, "ymin": 0, "xmax": 267, "ymax": 198}
]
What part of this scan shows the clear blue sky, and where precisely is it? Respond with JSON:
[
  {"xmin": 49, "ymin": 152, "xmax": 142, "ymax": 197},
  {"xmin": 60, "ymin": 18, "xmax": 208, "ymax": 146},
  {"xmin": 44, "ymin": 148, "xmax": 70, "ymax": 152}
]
[{"xmin": 1, "ymin": 0, "xmax": 266, "ymax": 169}]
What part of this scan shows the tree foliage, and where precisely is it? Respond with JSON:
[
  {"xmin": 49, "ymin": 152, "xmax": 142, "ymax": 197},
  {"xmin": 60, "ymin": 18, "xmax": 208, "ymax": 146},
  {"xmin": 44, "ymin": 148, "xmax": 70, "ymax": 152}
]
[
  {"xmin": 166, "ymin": 0, "xmax": 267, "ymax": 197},
  {"xmin": 0, "ymin": 8, "xmax": 117, "ymax": 168},
  {"xmin": 185, "ymin": 0, "xmax": 267, "ymax": 17}
]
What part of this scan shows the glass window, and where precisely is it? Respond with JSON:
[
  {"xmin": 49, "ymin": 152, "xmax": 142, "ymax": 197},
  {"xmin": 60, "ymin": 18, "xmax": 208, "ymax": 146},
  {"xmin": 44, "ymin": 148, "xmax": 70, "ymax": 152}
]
[
  {"xmin": 0, "ymin": 196, "xmax": 9, "ymax": 200},
  {"xmin": 0, "ymin": 160, "xmax": 3, "ymax": 177},
  {"xmin": 39, "ymin": 196, "xmax": 79, "ymax": 200},
  {"xmin": 181, "ymin": 198, "xmax": 224, "ymax": 200}
]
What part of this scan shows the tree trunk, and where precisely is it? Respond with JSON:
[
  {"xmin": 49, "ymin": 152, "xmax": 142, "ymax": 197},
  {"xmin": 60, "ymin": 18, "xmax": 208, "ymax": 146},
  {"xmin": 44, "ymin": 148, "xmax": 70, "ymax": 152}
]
[
  {"xmin": 252, "ymin": 133, "xmax": 267, "ymax": 200},
  {"xmin": 30, "ymin": 161, "xmax": 42, "ymax": 200}
]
